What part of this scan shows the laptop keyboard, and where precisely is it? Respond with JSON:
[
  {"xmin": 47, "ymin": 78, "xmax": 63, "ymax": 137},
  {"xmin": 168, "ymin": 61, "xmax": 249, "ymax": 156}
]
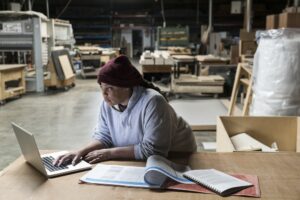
[{"xmin": 42, "ymin": 156, "xmax": 69, "ymax": 172}]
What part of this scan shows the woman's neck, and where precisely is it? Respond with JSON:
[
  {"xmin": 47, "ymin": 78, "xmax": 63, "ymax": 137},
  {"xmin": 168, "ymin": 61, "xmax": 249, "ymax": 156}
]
[{"xmin": 119, "ymin": 88, "xmax": 133, "ymax": 106}]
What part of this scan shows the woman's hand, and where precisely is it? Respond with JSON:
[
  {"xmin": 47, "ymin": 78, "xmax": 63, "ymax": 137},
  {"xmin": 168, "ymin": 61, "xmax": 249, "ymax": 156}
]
[
  {"xmin": 53, "ymin": 151, "xmax": 83, "ymax": 166},
  {"xmin": 83, "ymin": 149, "xmax": 112, "ymax": 164}
]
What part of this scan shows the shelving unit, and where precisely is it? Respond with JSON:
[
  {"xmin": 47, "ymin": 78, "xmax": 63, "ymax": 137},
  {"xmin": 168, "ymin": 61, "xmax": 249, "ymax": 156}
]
[
  {"xmin": 65, "ymin": 15, "xmax": 112, "ymax": 47},
  {"xmin": 157, "ymin": 26, "xmax": 189, "ymax": 49}
]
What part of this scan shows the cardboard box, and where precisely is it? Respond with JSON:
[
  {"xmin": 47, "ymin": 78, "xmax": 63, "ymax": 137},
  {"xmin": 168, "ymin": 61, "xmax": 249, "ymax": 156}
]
[
  {"xmin": 239, "ymin": 40, "xmax": 257, "ymax": 56},
  {"xmin": 239, "ymin": 30, "xmax": 255, "ymax": 41},
  {"xmin": 266, "ymin": 14, "xmax": 279, "ymax": 29},
  {"xmin": 279, "ymin": 12, "xmax": 300, "ymax": 28},
  {"xmin": 216, "ymin": 116, "xmax": 300, "ymax": 152}
]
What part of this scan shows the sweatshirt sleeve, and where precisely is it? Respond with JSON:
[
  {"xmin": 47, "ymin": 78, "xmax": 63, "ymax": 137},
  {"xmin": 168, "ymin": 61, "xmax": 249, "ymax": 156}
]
[
  {"xmin": 134, "ymin": 95, "xmax": 175, "ymax": 160},
  {"xmin": 92, "ymin": 102, "xmax": 113, "ymax": 148}
]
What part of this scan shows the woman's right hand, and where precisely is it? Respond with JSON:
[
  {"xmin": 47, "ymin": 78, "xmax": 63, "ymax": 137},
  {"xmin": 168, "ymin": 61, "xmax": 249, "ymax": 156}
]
[{"xmin": 53, "ymin": 151, "xmax": 83, "ymax": 166}]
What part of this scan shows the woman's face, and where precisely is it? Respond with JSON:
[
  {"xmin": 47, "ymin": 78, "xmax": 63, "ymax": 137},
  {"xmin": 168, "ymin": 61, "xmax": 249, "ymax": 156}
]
[{"xmin": 100, "ymin": 83, "xmax": 132, "ymax": 106}]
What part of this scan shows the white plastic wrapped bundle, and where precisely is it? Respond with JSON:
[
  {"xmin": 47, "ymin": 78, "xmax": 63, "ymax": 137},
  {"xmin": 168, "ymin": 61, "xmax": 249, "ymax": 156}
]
[{"xmin": 250, "ymin": 28, "xmax": 300, "ymax": 116}]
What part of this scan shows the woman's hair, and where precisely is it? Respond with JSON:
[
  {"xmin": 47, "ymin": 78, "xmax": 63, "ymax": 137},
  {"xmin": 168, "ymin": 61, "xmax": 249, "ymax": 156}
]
[{"xmin": 140, "ymin": 79, "xmax": 168, "ymax": 101}]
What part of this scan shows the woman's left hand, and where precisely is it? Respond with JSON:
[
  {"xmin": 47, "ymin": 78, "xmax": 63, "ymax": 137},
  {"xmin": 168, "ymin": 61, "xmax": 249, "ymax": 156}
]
[{"xmin": 83, "ymin": 149, "xmax": 112, "ymax": 164}]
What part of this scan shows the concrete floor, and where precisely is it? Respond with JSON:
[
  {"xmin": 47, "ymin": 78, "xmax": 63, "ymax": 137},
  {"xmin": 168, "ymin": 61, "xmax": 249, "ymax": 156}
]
[{"xmin": 0, "ymin": 78, "xmax": 217, "ymax": 171}]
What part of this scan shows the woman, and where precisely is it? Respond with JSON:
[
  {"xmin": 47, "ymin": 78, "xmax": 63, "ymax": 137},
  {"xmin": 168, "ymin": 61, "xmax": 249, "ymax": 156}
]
[{"xmin": 54, "ymin": 55, "xmax": 196, "ymax": 166}]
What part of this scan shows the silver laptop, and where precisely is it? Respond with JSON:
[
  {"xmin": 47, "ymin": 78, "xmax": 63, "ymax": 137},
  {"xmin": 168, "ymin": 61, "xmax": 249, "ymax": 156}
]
[{"xmin": 12, "ymin": 122, "xmax": 92, "ymax": 178}]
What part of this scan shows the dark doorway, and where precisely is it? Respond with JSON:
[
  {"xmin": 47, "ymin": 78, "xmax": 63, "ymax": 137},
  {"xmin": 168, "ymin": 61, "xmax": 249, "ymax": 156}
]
[{"xmin": 132, "ymin": 30, "xmax": 143, "ymax": 58}]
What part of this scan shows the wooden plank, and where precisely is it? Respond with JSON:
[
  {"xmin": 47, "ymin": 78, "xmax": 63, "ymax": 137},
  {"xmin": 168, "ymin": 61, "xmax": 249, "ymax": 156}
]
[
  {"xmin": 58, "ymin": 55, "xmax": 75, "ymax": 80},
  {"xmin": 242, "ymin": 77, "xmax": 253, "ymax": 115},
  {"xmin": 240, "ymin": 78, "xmax": 249, "ymax": 86},
  {"xmin": 172, "ymin": 55, "xmax": 195, "ymax": 61},
  {"xmin": 142, "ymin": 65, "xmax": 172, "ymax": 73},
  {"xmin": 81, "ymin": 55, "xmax": 101, "ymax": 60},
  {"xmin": 228, "ymin": 64, "xmax": 242, "ymax": 115},
  {"xmin": 228, "ymin": 63, "xmax": 253, "ymax": 116},
  {"xmin": 195, "ymin": 55, "xmax": 229, "ymax": 63},
  {"xmin": 0, "ymin": 64, "xmax": 27, "ymax": 71},
  {"xmin": 173, "ymin": 75, "xmax": 225, "ymax": 87},
  {"xmin": 172, "ymin": 84, "xmax": 223, "ymax": 94},
  {"xmin": 191, "ymin": 125, "xmax": 216, "ymax": 131}
]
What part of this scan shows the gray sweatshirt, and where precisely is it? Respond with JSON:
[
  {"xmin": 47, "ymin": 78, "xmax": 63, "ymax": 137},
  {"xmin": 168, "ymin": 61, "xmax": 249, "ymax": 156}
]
[{"xmin": 93, "ymin": 86, "xmax": 197, "ymax": 160}]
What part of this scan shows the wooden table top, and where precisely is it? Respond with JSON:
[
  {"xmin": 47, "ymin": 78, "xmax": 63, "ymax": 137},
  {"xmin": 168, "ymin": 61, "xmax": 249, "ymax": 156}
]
[{"xmin": 0, "ymin": 152, "xmax": 299, "ymax": 200}]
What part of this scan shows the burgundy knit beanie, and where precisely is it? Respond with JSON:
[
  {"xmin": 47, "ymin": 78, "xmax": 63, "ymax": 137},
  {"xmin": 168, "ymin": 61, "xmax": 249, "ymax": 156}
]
[{"xmin": 97, "ymin": 55, "xmax": 143, "ymax": 87}]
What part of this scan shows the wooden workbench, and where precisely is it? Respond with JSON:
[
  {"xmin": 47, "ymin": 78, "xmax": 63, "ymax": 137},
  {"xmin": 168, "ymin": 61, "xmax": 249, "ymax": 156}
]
[
  {"xmin": 195, "ymin": 55, "xmax": 232, "ymax": 76},
  {"xmin": 0, "ymin": 64, "xmax": 26, "ymax": 104},
  {"xmin": 172, "ymin": 55, "xmax": 196, "ymax": 78},
  {"xmin": 0, "ymin": 152, "xmax": 299, "ymax": 199}
]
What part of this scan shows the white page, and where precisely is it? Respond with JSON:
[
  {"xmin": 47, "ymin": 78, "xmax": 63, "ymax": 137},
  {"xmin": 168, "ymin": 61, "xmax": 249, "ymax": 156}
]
[
  {"xmin": 80, "ymin": 164, "xmax": 157, "ymax": 188},
  {"xmin": 183, "ymin": 169, "xmax": 252, "ymax": 194},
  {"xmin": 144, "ymin": 155, "xmax": 192, "ymax": 185},
  {"xmin": 80, "ymin": 155, "xmax": 192, "ymax": 188}
]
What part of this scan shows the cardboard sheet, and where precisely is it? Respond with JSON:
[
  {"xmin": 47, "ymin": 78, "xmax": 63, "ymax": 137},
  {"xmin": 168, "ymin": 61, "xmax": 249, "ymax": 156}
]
[
  {"xmin": 170, "ymin": 99, "xmax": 227, "ymax": 130},
  {"xmin": 58, "ymin": 55, "xmax": 74, "ymax": 79}
]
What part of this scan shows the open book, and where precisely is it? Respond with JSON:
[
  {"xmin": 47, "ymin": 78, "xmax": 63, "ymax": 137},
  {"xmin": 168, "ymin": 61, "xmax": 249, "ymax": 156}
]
[
  {"xmin": 183, "ymin": 169, "xmax": 253, "ymax": 196},
  {"xmin": 80, "ymin": 155, "xmax": 260, "ymax": 197},
  {"xmin": 80, "ymin": 155, "xmax": 191, "ymax": 188}
]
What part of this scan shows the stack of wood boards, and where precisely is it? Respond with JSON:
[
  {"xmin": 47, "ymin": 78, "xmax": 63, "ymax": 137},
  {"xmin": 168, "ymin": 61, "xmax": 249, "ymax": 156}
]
[
  {"xmin": 172, "ymin": 74, "xmax": 225, "ymax": 94},
  {"xmin": 140, "ymin": 50, "xmax": 174, "ymax": 65}
]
